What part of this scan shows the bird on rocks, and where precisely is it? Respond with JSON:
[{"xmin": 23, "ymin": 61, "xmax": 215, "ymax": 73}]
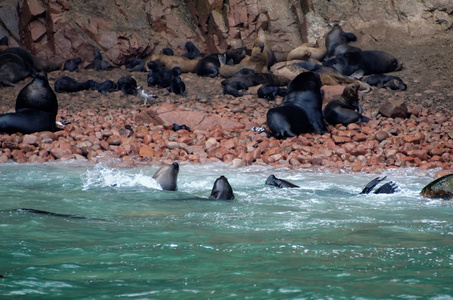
[{"xmin": 137, "ymin": 86, "xmax": 158, "ymax": 106}]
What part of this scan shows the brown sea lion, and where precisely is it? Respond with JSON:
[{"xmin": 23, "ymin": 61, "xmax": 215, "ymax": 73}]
[
  {"xmin": 323, "ymin": 81, "xmax": 370, "ymax": 126},
  {"xmin": 145, "ymin": 54, "xmax": 201, "ymax": 73},
  {"xmin": 152, "ymin": 162, "xmax": 180, "ymax": 191},
  {"xmin": 286, "ymin": 43, "xmax": 327, "ymax": 62}
]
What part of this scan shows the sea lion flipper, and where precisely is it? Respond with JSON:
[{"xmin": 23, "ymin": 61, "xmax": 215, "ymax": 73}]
[
  {"xmin": 350, "ymin": 70, "xmax": 364, "ymax": 80},
  {"xmin": 361, "ymin": 176, "xmax": 387, "ymax": 194},
  {"xmin": 373, "ymin": 181, "xmax": 398, "ymax": 194}
]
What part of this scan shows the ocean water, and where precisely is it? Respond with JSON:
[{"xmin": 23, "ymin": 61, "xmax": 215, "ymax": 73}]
[{"xmin": 0, "ymin": 162, "xmax": 452, "ymax": 299}]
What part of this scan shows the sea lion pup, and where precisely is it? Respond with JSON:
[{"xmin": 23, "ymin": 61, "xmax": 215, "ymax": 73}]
[
  {"xmin": 209, "ymin": 176, "xmax": 235, "ymax": 200},
  {"xmin": 152, "ymin": 162, "xmax": 179, "ymax": 191},
  {"xmin": 182, "ymin": 41, "xmax": 204, "ymax": 59},
  {"xmin": 265, "ymin": 175, "xmax": 299, "ymax": 188},
  {"xmin": 168, "ymin": 69, "xmax": 186, "ymax": 96},
  {"xmin": 162, "ymin": 48, "xmax": 174, "ymax": 56},
  {"xmin": 286, "ymin": 43, "xmax": 327, "ymax": 62},
  {"xmin": 117, "ymin": 75, "xmax": 137, "ymax": 96},
  {"xmin": 362, "ymin": 74, "xmax": 407, "ymax": 91},
  {"xmin": 324, "ymin": 24, "xmax": 361, "ymax": 60},
  {"xmin": 222, "ymin": 80, "xmax": 249, "ymax": 97},
  {"xmin": 323, "ymin": 50, "xmax": 403, "ymax": 77},
  {"xmin": 195, "ymin": 48, "xmax": 246, "ymax": 78},
  {"xmin": 63, "ymin": 57, "xmax": 82, "ymax": 72},
  {"xmin": 145, "ymin": 53, "xmax": 201, "ymax": 73},
  {"xmin": 54, "ymin": 76, "xmax": 96, "ymax": 93},
  {"xmin": 360, "ymin": 176, "xmax": 398, "ymax": 194},
  {"xmin": 323, "ymin": 82, "xmax": 370, "ymax": 126},
  {"xmin": 93, "ymin": 48, "xmax": 112, "ymax": 71},
  {"xmin": 257, "ymin": 85, "xmax": 287, "ymax": 101},
  {"xmin": 266, "ymin": 72, "xmax": 328, "ymax": 138}
]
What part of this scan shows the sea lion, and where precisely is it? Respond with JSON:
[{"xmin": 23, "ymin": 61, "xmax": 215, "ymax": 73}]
[
  {"xmin": 266, "ymin": 72, "xmax": 328, "ymax": 138},
  {"xmin": 219, "ymin": 29, "xmax": 272, "ymax": 78},
  {"xmin": 127, "ymin": 58, "xmax": 146, "ymax": 72},
  {"xmin": 168, "ymin": 68, "xmax": 186, "ymax": 96},
  {"xmin": 362, "ymin": 74, "xmax": 407, "ymax": 91},
  {"xmin": 182, "ymin": 41, "xmax": 204, "ymax": 59},
  {"xmin": 287, "ymin": 43, "xmax": 327, "ymax": 61},
  {"xmin": 257, "ymin": 85, "xmax": 287, "ymax": 101},
  {"xmin": 145, "ymin": 54, "xmax": 201, "ymax": 73},
  {"xmin": 93, "ymin": 49, "xmax": 112, "ymax": 71},
  {"xmin": 16, "ymin": 72, "xmax": 58, "ymax": 115},
  {"xmin": 222, "ymin": 80, "xmax": 249, "ymax": 97},
  {"xmin": 195, "ymin": 48, "xmax": 246, "ymax": 78},
  {"xmin": 162, "ymin": 48, "xmax": 174, "ymax": 56},
  {"xmin": 323, "ymin": 50, "xmax": 403, "ymax": 77},
  {"xmin": 117, "ymin": 75, "xmax": 137, "ymax": 96},
  {"xmin": 420, "ymin": 173, "xmax": 453, "ymax": 200},
  {"xmin": 152, "ymin": 162, "xmax": 179, "ymax": 191},
  {"xmin": 265, "ymin": 175, "xmax": 299, "ymax": 188},
  {"xmin": 54, "ymin": 76, "xmax": 97, "ymax": 93},
  {"xmin": 360, "ymin": 176, "xmax": 398, "ymax": 194},
  {"xmin": 63, "ymin": 57, "xmax": 82, "ymax": 72},
  {"xmin": 325, "ymin": 24, "xmax": 361, "ymax": 60},
  {"xmin": 95, "ymin": 80, "xmax": 118, "ymax": 95},
  {"xmin": 209, "ymin": 176, "xmax": 235, "ymax": 200},
  {"xmin": 0, "ymin": 108, "xmax": 57, "ymax": 134},
  {"xmin": 323, "ymin": 82, "xmax": 370, "ymax": 126}
]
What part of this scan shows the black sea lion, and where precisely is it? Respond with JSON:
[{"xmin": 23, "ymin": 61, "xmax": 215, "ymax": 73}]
[
  {"xmin": 182, "ymin": 41, "xmax": 204, "ymax": 59},
  {"xmin": 323, "ymin": 82, "xmax": 370, "ymax": 126},
  {"xmin": 257, "ymin": 85, "xmax": 287, "ymax": 101},
  {"xmin": 93, "ymin": 49, "xmax": 112, "ymax": 71},
  {"xmin": 195, "ymin": 48, "xmax": 246, "ymax": 78},
  {"xmin": 63, "ymin": 57, "xmax": 82, "ymax": 72},
  {"xmin": 323, "ymin": 50, "xmax": 403, "ymax": 77},
  {"xmin": 127, "ymin": 58, "xmax": 146, "ymax": 72},
  {"xmin": 325, "ymin": 24, "xmax": 360, "ymax": 60},
  {"xmin": 117, "ymin": 75, "xmax": 137, "ymax": 96},
  {"xmin": 152, "ymin": 162, "xmax": 179, "ymax": 191},
  {"xmin": 16, "ymin": 72, "xmax": 58, "ymax": 115},
  {"xmin": 95, "ymin": 80, "xmax": 118, "ymax": 95},
  {"xmin": 363, "ymin": 74, "xmax": 407, "ymax": 91},
  {"xmin": 54, "ymin": 76, "xmax": 97, "ymax": 93},
  {"xmin": 265, "ymin": 175, "xmax": 299, "ymax": 188},
  {"xmin": 209, "ymin": 176, "xmax": 235, "ymax": 200},
  {"xmin": 0, "ymin": 108, "xmax": 57, "ymax": 134},
  {"xmin": 360, "ymin": 176, "xmax": 398, "ymax": 194},
  {"xmin": 266, "ymin": 72, "xmax": 328, "ymax": 138}
]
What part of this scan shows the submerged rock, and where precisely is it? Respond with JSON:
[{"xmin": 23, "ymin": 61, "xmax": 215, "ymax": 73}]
[{"xmin": 420, "ymin": 173, "xmax": 453, "ymax": 200}]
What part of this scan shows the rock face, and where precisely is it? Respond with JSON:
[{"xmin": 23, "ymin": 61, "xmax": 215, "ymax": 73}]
[{"xmin": 0, "ymin": 0, "xmax": 452, "ymax": 66}]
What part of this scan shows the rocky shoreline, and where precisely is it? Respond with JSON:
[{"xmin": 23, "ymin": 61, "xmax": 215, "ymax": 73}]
[{"xmin": 0, "ymin": 69, "xmax": 452, "ymax": 178}]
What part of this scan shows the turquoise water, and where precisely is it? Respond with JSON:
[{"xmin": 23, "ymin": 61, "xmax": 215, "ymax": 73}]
[{"xmin": 0, "ymin": 162, "xmax": 452, "ymax": 299}]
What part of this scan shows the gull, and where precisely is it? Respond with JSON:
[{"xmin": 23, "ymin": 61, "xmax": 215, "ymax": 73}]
[{"xmin": 137, "ymin": 86, "xmax": 158, "ymax": 106}]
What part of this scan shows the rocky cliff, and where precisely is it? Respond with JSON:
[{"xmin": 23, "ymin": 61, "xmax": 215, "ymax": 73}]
[{"xmin": 0, "ymin": 0, "xmax": 451, "ymax": 66}]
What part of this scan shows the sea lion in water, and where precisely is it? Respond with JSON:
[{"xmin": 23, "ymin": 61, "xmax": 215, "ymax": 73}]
[
  {"xmin": 265, "ymin": 175, "xmax": 299, "ymax": 188},
  {"xmin": 152, "ymin": 162, "xmax": 180, "ymax": 191},
  {"xmin": 209, "ymin": 176, "xmax": 235, "ymax": 200},
  {"xmin": 323, "ymin": 50, "xmax": 403, "ymax": 77},
  {"xmin": 266, "ymin": 72, "xmax": 328, "ymax": 138},
  {"xmin": 323, "ymin": 82, "xmax": 370, "ymax": 126}
]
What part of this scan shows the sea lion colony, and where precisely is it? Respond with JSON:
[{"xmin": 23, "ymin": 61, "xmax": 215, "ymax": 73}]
[{"xmin": 0, "ymin": 24, "xmax": 452, "ymax": 199}]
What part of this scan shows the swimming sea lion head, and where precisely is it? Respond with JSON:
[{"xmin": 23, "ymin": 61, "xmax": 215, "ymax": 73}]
[
  {"xmin": 152, "ymin": 162, "xmax": 179, "ymax": 191},
  {"xmin": 209, "ymin": 175, "xmax": 234, "ymax": 200}
]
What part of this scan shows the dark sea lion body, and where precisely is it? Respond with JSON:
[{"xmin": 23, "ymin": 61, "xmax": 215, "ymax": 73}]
[
  {"xmin": 266, "ymin": 72, "xmax": 328, "ymax": 138},
  {"xmin": 323, "ymin": 82, "xmax": 369, "ymax": 126},
  {"xmin": 152, "ymin": 162, "xmax": 180, "ymax": 191},
  {"xmin": 363, "ymin": 74, "xmax": 407, "ymax": 91},
  {"xmin": 325, "ymin": 24, "xmax": 360, "ymax": 59},
  {"xmin": 257, "ymin": 85, "xmax": 287, "ymax": 100},
  {"xmin": 182, "ymin": 41, "xmax": 204, "ymax": 59},
  {"xmin": 265, "ymin": 175, "xmax": 299, "ymax": 188},
  {"xmin": 324, "ymin": 50, "xmax": 403, "ymax": 76},
  {"xmin": 54, "ymin": 76, "xmax": 96, "ymax": 93},
  {"xmin": 360, "ymin": 176, "xmax": 398, "ymax": 194},
  {"xmin": 16, "ymin": 72, "xmax": 58, "ymax": 115},
  {"xmin": 117, "ymin": 76, "xmax": 137, "ymax": 96},
  {"xmin": 95, "ymin": 80, "xmax": 118, "ymax": 95},
  {"xmin": 0, "ymin": 108, "xmax": 57, "ymax": 134},
  {"xmin": 63, "ymin": 57, "xmax": 82, "ymax": 72},
  {"xmin": 195, "ymin": 48, "xmax": 246, "ymax": 78},
  {"xmin": 209, "ymin": 176, "xmax": 235, "ymax": 200}
]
